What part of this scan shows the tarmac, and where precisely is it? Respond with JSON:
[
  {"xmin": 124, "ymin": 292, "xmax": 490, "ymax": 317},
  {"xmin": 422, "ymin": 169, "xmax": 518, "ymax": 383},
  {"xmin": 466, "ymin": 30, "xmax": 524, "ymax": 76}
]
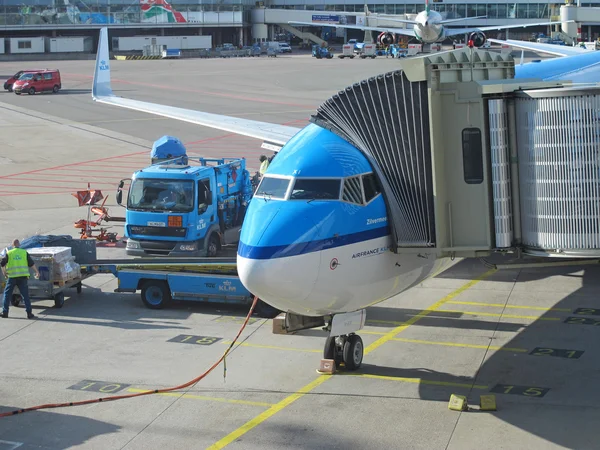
[{"xmin": 0, "ymin": 50, "xmax": 598, "ymax": 450}]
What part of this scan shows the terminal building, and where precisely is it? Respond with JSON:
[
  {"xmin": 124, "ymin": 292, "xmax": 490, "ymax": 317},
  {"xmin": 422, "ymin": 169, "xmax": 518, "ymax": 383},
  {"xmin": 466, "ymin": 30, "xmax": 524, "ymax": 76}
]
[{"xmin": 0, "ymin": 0, "xmax": 599, "ymax": 54}]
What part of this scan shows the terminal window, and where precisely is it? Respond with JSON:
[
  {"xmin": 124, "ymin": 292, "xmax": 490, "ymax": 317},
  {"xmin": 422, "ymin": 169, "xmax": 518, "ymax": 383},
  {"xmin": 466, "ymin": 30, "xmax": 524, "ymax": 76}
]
[
  {"xmin": 18, "ymin": 41, "xmax": 32, "ymax": 49},
  {"xmin": 461, "ymin": 128, "xmax": 484, "ymax": 184}
]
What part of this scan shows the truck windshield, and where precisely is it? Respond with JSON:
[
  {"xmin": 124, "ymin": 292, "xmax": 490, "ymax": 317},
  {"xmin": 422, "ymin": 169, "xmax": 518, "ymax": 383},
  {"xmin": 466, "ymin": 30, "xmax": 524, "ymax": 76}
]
[
  {"xmin": 255, "ymin": 176, "xmax": 290, "ymax": 199},
  {"xmin": 289, "ymin": 178, "xmax": 341, "ymax": 200},
  {"xmin": 128, "ymin": 178, "xmax": 194, "ymax": 212}
]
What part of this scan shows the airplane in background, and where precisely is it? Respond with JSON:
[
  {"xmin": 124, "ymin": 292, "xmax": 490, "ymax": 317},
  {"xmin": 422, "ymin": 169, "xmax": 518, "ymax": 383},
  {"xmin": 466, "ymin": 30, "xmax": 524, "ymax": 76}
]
[
  {"xmin": 492, "ymin": 38, "xmax": 600, "ymax": 83},
  {"xmin": 91, "ymin": 25, "xmax": 598, "ymax": 372},
  {"xmin": 290, "ymin": 0, "xmax": 571, "ymax": 49}
]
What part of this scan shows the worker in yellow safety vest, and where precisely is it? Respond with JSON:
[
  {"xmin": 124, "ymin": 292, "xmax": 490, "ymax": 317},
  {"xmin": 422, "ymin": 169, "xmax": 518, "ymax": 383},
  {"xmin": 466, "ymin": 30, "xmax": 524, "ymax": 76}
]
[
  {"xmin": 1, "ymin": 239, "xmax": 40, "ymax": 319},
  {"xmin": 259, "ymin": 155, "xmax": 270, "ymax": 176}
]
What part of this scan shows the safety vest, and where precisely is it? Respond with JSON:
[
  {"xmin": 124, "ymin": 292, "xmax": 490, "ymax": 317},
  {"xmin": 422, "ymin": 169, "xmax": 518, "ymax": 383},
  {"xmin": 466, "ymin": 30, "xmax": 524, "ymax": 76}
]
[
  {"xmin": 5, "ymin": 248, "xmax": 30, "ymax": 278},
  {"xmin": 259, "ymin": 159, "xmax": 269, "ymax": 175}
]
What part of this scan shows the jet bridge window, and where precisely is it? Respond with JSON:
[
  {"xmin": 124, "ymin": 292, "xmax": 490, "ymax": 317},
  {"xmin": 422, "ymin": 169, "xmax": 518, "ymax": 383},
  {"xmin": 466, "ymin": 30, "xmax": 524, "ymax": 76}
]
[
  {"xmin": 289, "ymin": 178, "xmax": 341, "ymax": 200},
  {"xmin": 342, "ymin": 176, "xmax": 364, "ymax": 205},
  {"xmin": 255, "ymin": 176, "xmax": 290, "ymax": 199},
  {"xmin": 462, "ymin": 127, "xmax": 484, "ymax": 184}
]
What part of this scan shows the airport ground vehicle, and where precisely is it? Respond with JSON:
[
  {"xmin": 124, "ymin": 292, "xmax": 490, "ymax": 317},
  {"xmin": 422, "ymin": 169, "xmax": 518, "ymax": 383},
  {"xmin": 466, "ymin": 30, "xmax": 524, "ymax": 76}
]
[
  {"xmin": 13, "ymin": 69, "xmax": 61, "ymax": 95},
  {"xmin": 338, "ymin": 44, "xmax": 355, "ymax": 59},
  {"xmin": 278, "ymin": 42, "xmax": 292, "ymax": 53},
  {"xmin": 3, "ymin": 69, "xmax": 45, "ymax": 92},
  {"xmin": 359, "ymin": 43, "xmax": 377, "ymax": 59},
  {"xmin": 1, "ymin": 238, "xmax": 280, "ymax": 318},
  {"xmin": 118, "ymin": 148, "xmax": 253, "ymax": 258},
  {"xmin": 312, "ymin": 44, "xmax": 333, "ymax": 59}
]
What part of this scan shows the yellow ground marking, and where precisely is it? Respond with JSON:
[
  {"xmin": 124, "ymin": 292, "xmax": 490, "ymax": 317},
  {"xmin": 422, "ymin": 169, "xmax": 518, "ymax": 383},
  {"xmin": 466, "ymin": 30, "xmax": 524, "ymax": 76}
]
[
  {"xmin": 127, "ymin": 388, "xmax": 274, "ymax": 407},
  {"xmin": 361, "ymin": 330, "xmax": 388, "ymax": 336},
  {"xmin": 437, "ymin": 309, "xmax": 561, "ymax": 321},
  {"xmin": 221, "ymin": 340, "xmax": 321, "ymax": 353},
  {"xmin": 390, "ymin": 337, "xmax": 528, "ymax": 353},
  {"xmin": 352, "ymin": 373, "xmax": 489, "ymax": 390},
  {"xmin": 367, "ymin": 319, "xmax": 408, "ymax": 326},
  {"xmin": 206, "ymin": 268, "xmax": 497, "ymax": 450},
  {"xmin": 447, "ymin": 301, "xmax": 571, "ymax": 312}
]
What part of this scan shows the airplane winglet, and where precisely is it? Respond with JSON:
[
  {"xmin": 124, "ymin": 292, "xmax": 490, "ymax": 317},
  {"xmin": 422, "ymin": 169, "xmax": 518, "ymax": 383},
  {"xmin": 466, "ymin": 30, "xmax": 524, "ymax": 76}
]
[{"xmin": 92, "ymin": 27, "xmax": 113, "ymax": 100}]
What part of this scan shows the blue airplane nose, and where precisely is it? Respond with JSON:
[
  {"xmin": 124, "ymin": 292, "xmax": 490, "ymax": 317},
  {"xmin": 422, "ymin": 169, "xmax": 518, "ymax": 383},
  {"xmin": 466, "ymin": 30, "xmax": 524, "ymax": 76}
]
[{"xmin": 237, "ymin": 213, "xmax": 322, "ymax": 314}]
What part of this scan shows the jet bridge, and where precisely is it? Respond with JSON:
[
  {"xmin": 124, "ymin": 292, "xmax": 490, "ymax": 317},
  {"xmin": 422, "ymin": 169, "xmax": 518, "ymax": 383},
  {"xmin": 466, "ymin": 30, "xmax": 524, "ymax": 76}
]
[{"xmin": 311, "ymin": 48, "xmax": 600, "ymax": 259}]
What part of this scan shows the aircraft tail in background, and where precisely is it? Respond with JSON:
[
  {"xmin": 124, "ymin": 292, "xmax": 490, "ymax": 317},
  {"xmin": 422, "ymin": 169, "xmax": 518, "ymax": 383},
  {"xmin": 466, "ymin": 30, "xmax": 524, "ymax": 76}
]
[{"xmin": 139, "ymin": 0, "xmax": 186, "ymax": 23}]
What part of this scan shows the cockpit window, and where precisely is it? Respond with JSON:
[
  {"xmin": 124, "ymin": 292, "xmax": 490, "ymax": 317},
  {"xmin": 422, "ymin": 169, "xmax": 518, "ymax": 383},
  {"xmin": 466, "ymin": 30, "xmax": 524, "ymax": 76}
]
[
  {"xmin": 342, "ymin": 176, "xmax": 363, "ymax": 205},
  {"xmin": 255, "ymin": 176, "xmax": 290, "ymax": 199},
  {"xmin": 290, "ymin": 179, "xmax": 341, "ymax": 200},
  {"xmin": 362, "ymin": 173, "xmax": 382, "ymax": 203}
]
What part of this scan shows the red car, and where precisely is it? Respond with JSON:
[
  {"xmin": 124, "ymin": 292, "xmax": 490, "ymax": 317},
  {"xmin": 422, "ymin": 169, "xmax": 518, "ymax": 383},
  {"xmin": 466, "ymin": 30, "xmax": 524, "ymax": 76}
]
[
  {"xmin": 3, "ymin": 69, "xmax": 46, "ymax": 92},
  {"xmin": 13, "ymin": 69, "xmax": 61, "ymax": 95}
]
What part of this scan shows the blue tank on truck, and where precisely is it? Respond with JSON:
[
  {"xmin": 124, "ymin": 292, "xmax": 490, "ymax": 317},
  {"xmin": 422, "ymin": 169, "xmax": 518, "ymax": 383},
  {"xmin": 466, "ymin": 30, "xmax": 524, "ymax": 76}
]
[{"xmin": 116, "ymin": 142, "xmax": 253, "ymax": 257}]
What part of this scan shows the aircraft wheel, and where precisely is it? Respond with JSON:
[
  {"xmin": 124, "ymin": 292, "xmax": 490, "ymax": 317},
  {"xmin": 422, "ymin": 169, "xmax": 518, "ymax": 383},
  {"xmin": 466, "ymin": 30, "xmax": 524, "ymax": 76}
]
[
  {"xmin": 342, "ymin": 334, "xmax": 363, "ymax": 370},
  {"xmin": 323, "ymin": 336, "xmax": 336, "ymax": 360}
]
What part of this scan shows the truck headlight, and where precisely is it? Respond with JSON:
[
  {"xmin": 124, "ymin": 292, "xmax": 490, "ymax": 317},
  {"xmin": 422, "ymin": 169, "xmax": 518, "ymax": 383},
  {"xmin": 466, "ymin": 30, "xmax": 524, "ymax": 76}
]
[
  {"xmin": 179, "ymin": 243, "xmax": 197, "ymax": 251},
  {"xmin": 127, "ymin": 240, "xmax": 140, "ymax": 249}
]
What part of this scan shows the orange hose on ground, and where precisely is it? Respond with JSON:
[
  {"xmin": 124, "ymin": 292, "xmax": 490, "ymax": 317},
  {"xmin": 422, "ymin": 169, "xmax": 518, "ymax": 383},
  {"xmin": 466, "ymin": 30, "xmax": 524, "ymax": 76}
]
[{"xmin": 0, "ymin": 296, "xmax": 259, "ymax": 418}]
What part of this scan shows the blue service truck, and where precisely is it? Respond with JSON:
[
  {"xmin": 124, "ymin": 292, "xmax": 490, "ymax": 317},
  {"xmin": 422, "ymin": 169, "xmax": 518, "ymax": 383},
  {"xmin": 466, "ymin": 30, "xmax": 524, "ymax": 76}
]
[{"xmin": 116, "ymin": 136, "xmax": 253, "ymax": 258}]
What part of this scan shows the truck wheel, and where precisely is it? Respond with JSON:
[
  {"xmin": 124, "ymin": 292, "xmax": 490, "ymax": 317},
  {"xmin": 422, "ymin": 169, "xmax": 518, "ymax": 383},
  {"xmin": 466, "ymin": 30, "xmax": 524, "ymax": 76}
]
[
  {"xmin": 54, "ymin": 292, "xmax": 65, "ymax": 308},
  {"xmin": 28, "ymin": 87, "xmax": 35, "ymax": 95},
  {"xmin": 52, "ymin": 85, "xmax": 59, "ymax": 93},
  {"xmin": 141, "ymin": 280, "xmax": 171, "ymax": 309},
  {"xmin": 207, "ymin": 233, "xmax": 219, "ymax": 257},
  {"xmin": 254, "ymin": 299, "xmax": 281, "ymax": 319}
]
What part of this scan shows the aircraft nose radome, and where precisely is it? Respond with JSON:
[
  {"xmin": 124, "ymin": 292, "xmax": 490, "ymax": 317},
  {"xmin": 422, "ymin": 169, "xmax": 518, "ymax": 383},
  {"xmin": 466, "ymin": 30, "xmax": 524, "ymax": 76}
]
[{"xmin": 237, "ymin": 215, "xmax": 322, "ymax": 314}]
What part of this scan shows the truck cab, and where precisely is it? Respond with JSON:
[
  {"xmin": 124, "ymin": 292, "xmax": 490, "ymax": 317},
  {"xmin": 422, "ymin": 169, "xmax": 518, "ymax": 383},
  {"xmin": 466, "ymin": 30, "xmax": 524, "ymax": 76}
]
[{"xmin": 118, "ymin": 157, "xmax": 253, "ymax": 257}]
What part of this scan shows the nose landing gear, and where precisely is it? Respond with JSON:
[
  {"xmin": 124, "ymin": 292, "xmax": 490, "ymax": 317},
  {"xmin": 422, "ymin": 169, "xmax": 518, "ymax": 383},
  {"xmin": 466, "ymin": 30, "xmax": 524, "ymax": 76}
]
[{"xmin": 324, "ymin": 333, "xmax": 364, "ymax": 371}]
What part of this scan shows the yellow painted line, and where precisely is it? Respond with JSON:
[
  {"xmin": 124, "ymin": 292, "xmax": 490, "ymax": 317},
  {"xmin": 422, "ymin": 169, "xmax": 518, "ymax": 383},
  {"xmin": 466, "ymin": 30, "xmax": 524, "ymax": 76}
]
[
  {"xmin": 127, "ymin": 388, "xmax": 274, "ymax": 407},
  {"xmin": 206, "ymin": 268, "xmax": 497, "ymax": 450},
  {"xmin": 354, "ymin": 373, "xmax": 489, "ymax": 390},
  {"xmin": 206, "ymin": 375, "xmax": 333, "ymax": 449},
  {"xmin": 361, "ymin": 330, "xmax": 388, "ymax": 336},
  {"xmin": 221, "ymin": 340, "xmax": 320, "ymax": 353},
  {"xmin": 391, "ymin": 337, "xmax": 528, "ymax": 353},
  {"xmin": 437, "ymin": 309, "xmax": 561, "ymax": 321},
  {"xmin": 367, "ymin": 319, "xmax": 408, "ymax": 326},
  {"xmin": 364, "ymin": 269, "xmax": 498, "ymax": 354},
  {"xmin": 448, "ymin": 301, "xmax": 571, "ymax": 312}
]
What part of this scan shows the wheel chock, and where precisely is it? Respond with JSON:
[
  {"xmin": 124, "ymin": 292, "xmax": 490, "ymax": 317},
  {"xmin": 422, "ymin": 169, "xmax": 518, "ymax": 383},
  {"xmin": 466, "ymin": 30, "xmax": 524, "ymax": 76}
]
[
  {"xmin": 448, "ymin": 394, "xmax": 468, "ymax": 411},
  {"xmin": 479, "ymin": 395, "xmax": 497, "ymax": 411},
  {"xmin": 316, "ymin": 359, "xmax": 336, "ymax": 374}
]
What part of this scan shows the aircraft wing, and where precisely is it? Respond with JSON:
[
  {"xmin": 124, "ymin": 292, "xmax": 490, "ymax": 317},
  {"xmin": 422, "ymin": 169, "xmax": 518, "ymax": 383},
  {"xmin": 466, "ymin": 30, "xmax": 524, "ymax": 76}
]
[
  {"xmin": 446, "ymin": 20, "xmax": 573, "ymax": 38},
  {"xmin": 288, "ymin": 21, "xmax": 417, "ymax": 37},
  {"xmin": 487, "ymin": 38, "xmax": 592, "ymax": 57},
  {"xmin": 92, "ymin": 28, "xmax": 301, "ymax": 147}
]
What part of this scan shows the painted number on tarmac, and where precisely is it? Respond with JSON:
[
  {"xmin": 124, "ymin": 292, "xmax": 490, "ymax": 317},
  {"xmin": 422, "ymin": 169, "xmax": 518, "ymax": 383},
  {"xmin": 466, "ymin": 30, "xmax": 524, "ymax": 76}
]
[
  {"xmin": 573, "ymin": 308, "xmax": 600, "ymax": 316},
  {"xmin": 490, "ymin": 384, "xmax": 550, "ymax": 398},
  {"xmin": 564, "ymin": 317, "xmax": 600, "ymax": 326},
  {"xmin": 530, "ymin": 347, "xmax": 584, "ymax": 359},
  {"xmin": 68, "ymin": 380, "xmax": 130, "ymax": 393},
  {"xmin": 168, "ymin": 335, "xmax": 222, "ymax": 345}
]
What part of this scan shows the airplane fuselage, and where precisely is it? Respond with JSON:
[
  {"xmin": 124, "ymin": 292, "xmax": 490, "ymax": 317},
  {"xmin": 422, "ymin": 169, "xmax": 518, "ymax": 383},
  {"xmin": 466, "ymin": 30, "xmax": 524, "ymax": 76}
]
[
  {"xmin": 236, "ymin": 123, "xmax": 452, "ymax": 317},
  {"xmin": 413, "ymin": 10, "xmax": 445, "ymax": 44}
]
